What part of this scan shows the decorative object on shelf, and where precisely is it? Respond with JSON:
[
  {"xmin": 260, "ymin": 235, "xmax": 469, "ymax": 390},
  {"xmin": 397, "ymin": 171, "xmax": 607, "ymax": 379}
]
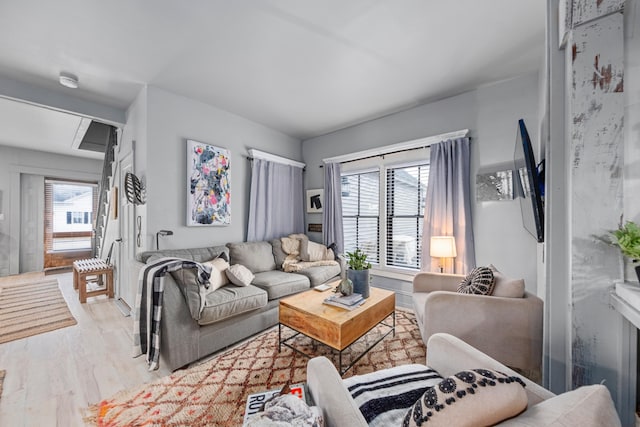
[
  {"xmin": 609, "ymin": 220, "xmax": 640, "ymax": 283},
  {"xmin": 346, "ymin": 248, "xmax": 371, "ymax": 298},
  {"xmin": 476, "ymin": 167, "xmax": 514, "ymax": 202},
  {"xmin": 308, "ymin": 223, "xmax": 322, "ymax": 233},
  {"xmin": 335, "ymin": 277, "xmax": 354, "ymax": 296},
  {"xmin": 306, "ymin": 189, "xmax": 323, "ymax": 213},
  {"xmin": 187, "ymin": 139, "xmax": 231, "ymax": 226},
  {"xmin": 156, "ymin": 230, "xmax": 173, "ymax": 250},
  {"xmin": 124, "ymin": 172, "xmax": 145, "ymax": 205},
  {"xmin": 430, "ymin": 236, "xmax": 457, "ymax": 273}
]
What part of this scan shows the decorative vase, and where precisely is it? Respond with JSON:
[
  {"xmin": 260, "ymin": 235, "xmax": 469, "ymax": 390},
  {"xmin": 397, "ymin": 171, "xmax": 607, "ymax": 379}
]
[{"xmin": 347, "ymin": 269, "xmax": 370, "ymax": 298}]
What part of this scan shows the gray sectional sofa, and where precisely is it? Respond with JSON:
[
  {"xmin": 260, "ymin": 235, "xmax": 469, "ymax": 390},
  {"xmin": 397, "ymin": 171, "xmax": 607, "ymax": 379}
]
[{"xmin": 134, "ymin": 238, "xmax": 341, "ymax": 371}]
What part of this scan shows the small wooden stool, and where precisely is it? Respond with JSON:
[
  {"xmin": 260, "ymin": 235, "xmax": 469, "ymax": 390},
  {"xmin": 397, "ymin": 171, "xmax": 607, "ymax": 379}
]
[{"xmin": 73, "ymin": 258, "xmax": 114, "ymax": 303}]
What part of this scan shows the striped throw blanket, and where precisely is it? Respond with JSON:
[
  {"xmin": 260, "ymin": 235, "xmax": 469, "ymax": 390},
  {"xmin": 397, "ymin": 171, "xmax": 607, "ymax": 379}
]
[
  {"xmin": 133, "ymin": 257, "xmax": 210, "ymax": 370},
  {"xmin": 342, "ymin": 364, "xmax": 443, "ymax": 426}
]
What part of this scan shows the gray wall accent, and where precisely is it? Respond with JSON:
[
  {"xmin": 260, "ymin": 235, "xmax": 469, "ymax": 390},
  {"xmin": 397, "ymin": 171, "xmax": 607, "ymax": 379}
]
[
  {"xmin": 136, "ymin": 86, "xmax": 301, "ymax": 251},
  {"xmin": 0, "ymin": 145, "xmax": 102, "ymax": 276},
  {"xmin": 302, "ymin": 73, "xmax": 542, "ymax": 293},
  {"xmin": 547, "ymin": 0, "xmax": 639, "ymax": 424}
]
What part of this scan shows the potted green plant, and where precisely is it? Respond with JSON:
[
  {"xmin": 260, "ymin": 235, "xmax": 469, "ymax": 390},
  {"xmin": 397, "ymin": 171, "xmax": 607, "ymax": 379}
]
[
  {"xmin": 610, "ymin": 220, "xmax": 640, "ymax": 283},
  {"xmin": 346, "ymin": 248, "xmax": 372, "ymax": 298}
]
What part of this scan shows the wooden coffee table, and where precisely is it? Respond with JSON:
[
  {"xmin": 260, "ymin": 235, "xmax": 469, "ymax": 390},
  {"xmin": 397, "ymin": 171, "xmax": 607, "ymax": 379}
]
[{"xmin": 278, "ymin": 285, "xmax": 395, "ymax": 375}]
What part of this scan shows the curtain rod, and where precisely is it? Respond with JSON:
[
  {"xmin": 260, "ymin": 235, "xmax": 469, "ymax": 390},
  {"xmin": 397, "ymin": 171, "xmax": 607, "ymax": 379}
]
[
  {"xmin": 320, "ymin": 129, "xmax": 469, "ymax": 167},
  {"xmin": 247, "ymin": 148, "xmax": 306, "ymax": 169}
]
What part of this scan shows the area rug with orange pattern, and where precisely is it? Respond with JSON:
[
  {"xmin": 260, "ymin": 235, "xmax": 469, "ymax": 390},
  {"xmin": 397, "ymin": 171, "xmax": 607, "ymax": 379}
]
[{"xmin": 86, "ymin": 309, "xmax": 424, "ymax": 426}]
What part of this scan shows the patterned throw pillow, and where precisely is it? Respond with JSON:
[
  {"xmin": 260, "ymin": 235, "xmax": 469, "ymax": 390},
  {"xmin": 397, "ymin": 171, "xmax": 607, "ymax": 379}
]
[
  {"xmin": 457, "ymin": 267, "xmax": 495, "ymax": 295},
  {"xmin": 403, "ymin": 369, "xmax": 527, "ymax": 427},
  {"xmin": 343, "ymin": 364, "xmax": 443, "ymax": 427}
]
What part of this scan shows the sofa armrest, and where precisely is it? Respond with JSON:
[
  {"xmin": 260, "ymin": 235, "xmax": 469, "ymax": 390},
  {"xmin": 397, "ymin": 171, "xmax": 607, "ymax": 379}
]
[
  {"xmin": 421, "ymin": 290, "xmax": 543, "ymax": 371},
  {"xmin": 498, "ymin": 384, "xmax": 620, "ymax": 426},
  {"xmin": 412, "ymin": 272, "xmax": 463, "ymax": 293},
  {"xmin": 307, "ymin": 357, "xmax": 367, "ymax": 427},
  {"xmin": 427, "ymin": 333, "xmax": 554, "ymax": 408}
]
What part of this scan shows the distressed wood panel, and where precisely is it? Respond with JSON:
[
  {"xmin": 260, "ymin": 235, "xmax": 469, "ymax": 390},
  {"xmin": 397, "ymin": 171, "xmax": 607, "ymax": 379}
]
[
  {"xmin": 572, "ymin": 0, "xmax": 625, "ymax": 26},
  {"xmin": 569, "ymin": 11, "xmax": 624, "ymax": 392}
]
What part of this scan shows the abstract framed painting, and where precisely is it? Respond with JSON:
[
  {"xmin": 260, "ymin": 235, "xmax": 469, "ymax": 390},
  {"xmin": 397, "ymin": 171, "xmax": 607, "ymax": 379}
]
[{"xmin": 186, "ymin": 139, "xmax": 231, "ymax": 226}]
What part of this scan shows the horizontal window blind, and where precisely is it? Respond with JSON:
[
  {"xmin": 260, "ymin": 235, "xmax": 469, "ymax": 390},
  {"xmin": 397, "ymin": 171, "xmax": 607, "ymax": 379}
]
[
  {"xmin": 386, "ymin": 164, "xmax": 429, "ymax": 269},
  {"xmin": 342, "ymin": 171, "xmax": 380, "ymax": 264}
]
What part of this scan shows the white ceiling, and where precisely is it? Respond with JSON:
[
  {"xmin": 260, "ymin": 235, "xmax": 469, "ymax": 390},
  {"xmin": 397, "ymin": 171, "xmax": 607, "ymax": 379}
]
[{"xmin": 0, "ymin": 0, "xmax": 545, "ymax": 158}]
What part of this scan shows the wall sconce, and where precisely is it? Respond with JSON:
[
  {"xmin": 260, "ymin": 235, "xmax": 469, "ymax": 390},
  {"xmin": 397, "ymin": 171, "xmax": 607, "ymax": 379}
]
[
  {"xmin": 156, "ymin": 230, "xmax": 173, "ymax": 250},
  {"xmin": 430, "ymin": 236, "xmax": 457, "ymax": 273}
]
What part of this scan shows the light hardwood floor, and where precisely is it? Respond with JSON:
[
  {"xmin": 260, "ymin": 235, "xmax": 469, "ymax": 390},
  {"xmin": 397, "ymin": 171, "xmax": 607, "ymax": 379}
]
[{"xmin": 0, "ymin": 272, "xmax": 172, "ymax": 427}]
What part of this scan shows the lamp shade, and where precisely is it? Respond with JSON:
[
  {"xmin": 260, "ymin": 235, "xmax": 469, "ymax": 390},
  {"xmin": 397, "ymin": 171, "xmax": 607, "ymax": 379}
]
[{"xmin": 430, "ymin": 236, "xmax": 457, "ymax": 258}]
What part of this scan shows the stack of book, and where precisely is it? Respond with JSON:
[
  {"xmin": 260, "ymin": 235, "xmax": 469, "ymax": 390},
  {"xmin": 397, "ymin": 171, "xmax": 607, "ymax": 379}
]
[{"xmin": 323, "ymin": 292, "xmax": 365, "ymax": 310}]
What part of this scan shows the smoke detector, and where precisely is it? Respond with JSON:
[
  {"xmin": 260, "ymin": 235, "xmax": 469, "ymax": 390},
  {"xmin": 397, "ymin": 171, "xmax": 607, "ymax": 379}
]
[{"xmin": 59, "ymin": 72, "xmax": 79, "ymax": 89}]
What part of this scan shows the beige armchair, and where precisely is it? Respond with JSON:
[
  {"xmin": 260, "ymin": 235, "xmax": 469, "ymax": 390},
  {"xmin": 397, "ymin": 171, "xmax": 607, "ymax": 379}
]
[{"xmin": 411, "ymin": 272, "xmax": 543, "ymax": 373}]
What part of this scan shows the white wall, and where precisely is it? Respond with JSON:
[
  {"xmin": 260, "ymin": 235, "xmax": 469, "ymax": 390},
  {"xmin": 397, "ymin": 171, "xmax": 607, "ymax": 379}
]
[
  {"xmin": 302, "ymin": 72, "xmax": 541, "ymax": 301},
  {"xmin": 0, "ymin": 145, "xmax": 102, "ymax": 276},
  {"xmin": 137, "ymin": 86, "xmax": 302, "ymax": 251}
]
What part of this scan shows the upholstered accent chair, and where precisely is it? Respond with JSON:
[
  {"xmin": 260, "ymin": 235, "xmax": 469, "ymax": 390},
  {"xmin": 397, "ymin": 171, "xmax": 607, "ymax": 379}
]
[{"xmin": 411, "ymin": 271, "xmax": 543, "ymax": 374}]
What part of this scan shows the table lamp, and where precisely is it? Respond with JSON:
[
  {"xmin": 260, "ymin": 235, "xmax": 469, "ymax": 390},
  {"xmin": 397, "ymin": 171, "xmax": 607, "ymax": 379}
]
[{"xmin": 430, "ymin": 236, "xmax": 457, "ymax": 273}]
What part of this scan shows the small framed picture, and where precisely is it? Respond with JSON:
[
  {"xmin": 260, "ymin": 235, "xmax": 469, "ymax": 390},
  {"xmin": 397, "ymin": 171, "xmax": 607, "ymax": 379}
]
[{"xmin": 306, "ymin": 189, "xmax": 323, "ymax": 213}]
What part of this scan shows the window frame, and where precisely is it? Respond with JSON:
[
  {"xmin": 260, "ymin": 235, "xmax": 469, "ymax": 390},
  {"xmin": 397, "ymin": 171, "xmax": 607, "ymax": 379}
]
[{"xmin": 341, "ymin": 155, "xmax": 430, "ymax": 274}]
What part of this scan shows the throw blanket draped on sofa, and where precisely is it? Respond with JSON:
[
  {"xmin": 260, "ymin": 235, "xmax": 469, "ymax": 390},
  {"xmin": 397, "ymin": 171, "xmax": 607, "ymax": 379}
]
[{"xmin": 133, "ymin": 257, "xmax": 210, "ymax": 370}]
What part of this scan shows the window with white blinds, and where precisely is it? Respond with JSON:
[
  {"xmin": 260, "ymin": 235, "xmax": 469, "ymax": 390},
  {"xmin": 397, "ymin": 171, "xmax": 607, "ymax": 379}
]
[
  {"xmin": 340, "ymin": 147, "xmax": 430, "ymax": 272},
  {"xmin": 341, "ymin": 171, "xmax": 380, "ymax": 264},
  {"xmin": 386, "ymin": 163, "xmax": 429, "ymax": 269},
  {"xmin": 45, "ymin": 179, "xmax": 97, "ymax": 252}
]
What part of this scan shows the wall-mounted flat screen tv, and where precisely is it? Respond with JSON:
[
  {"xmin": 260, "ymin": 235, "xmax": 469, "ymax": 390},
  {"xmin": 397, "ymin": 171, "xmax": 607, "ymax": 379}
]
[{"xmin": 513, "ymin": 119, "xmax": 544, "ymax": 243}]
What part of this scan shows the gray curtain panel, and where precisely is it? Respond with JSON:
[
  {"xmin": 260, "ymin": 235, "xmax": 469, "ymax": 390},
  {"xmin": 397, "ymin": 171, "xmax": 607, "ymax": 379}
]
[
  {"xmin": 323, "ymin": 162, "xmax": 344, "ymax": 254},
  {"xmin": 247, "ymin": 158, "xmax": 304, "ymax": 241},
  {"xmin": 421, "ymin": 137, "xmax": 476, "ymax": 274}
]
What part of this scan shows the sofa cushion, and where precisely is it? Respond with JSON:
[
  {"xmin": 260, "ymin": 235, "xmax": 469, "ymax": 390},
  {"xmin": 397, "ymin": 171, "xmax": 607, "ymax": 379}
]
[
  {"xmin": 457, "ymin": 267, "xmax": 495, "ymax": 295},
  {"xmin": 252, "ymin": 270, "xmax": 310, "ymax": 300},
  {"xmin": 296, "ymin": 264, "xmax": 341, "ymax": 286},
  {"xmin": 138, "ymin": 245, "xmax": 228, "ymax": 263},
  {"xmin": 497, "ymin": 384, "xmax": 620, "ymax": 427},
  {"xmin": 342, "ymin": 363, "xmax": 443, "ymax": 426},
  {"xmin": 403, "ymin": 368, "xmax": 527, "ymax": 427},
  {"xmin": 170, "ymin": 266, "xmax": 205, "ymax": 320},
  {"xmin": 227, "ymin": 241, "xmax": 276, "ymax": 273},
  {"xmin": 226, "ymin": 264, "xmax": 254, "ymax": 286},
  {"xmin": 488, "ymin": 265, "xmax": 525, "ymax": 298},
  {"xmin": 197, "ymin": 284, "xmax": 268, "ymax": 326}
]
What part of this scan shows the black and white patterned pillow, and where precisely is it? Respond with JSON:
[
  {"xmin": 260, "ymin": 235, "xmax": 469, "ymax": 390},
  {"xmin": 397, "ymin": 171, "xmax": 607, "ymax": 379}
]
[
  {"xmin": 457, "ymin": 267, "xmax": 495, "ymax": 295},
  {"xmin": 343, "ymin": 364, "xmax": 443, "ymax": 427},
  {"xmin": 402, "ymin": 369, "xmax": 527, "ymax": 427}
]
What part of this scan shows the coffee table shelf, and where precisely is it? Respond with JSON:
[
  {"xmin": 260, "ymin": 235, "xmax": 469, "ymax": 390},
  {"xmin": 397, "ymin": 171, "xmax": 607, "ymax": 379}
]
[{"xmin": 278, "ymin": 286, "xmax": 395, "ymax": 376}]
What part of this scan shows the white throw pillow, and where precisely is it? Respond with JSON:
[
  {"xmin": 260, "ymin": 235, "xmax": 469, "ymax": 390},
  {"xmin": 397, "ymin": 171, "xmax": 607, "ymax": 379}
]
[
  {"xmin": 201, "ymin": 257, "xmax": 230, "ymax": 292},
  {"xmin": 488, "ymin": 264, "xmax": 525, "ymax": 298},
  {"xmin": 404, "ymin": 368, "xmax": 527, "ymax": 427},
  {"xmin": 226, "ymin": 264, "xmax": 255, "ymax": 286}
]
